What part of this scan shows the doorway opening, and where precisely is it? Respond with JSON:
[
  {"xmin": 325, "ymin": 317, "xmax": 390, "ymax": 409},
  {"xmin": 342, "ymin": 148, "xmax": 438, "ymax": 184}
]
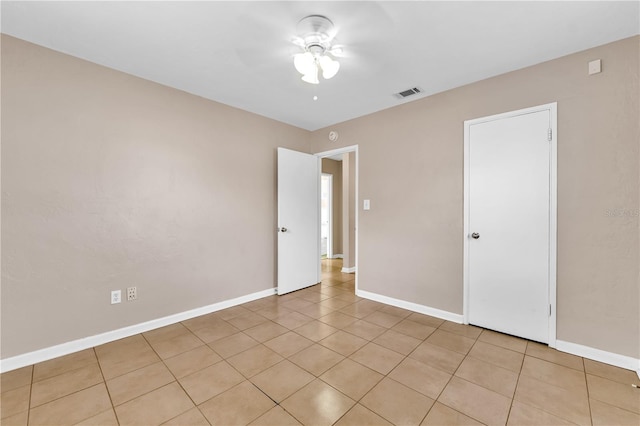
[{"xmin": 316, "ymin": 145, "xmax": 358, "ymax": 293}]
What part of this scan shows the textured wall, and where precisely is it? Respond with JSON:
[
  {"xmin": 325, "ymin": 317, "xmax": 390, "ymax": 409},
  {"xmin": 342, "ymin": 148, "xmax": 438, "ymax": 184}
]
[
  {"xmin": 2, "ymin": 34, "xmax": 638, "ymax": 362},
  {"xmin": 321, "ymin": 158, "xmax": 343, "ymax": 255},
  {"xmin": 1, "ymin": 35, "xmax": 310, "ymax": 358},
  {"xmin": 342, "ymin": 152, "xmax": 356, "ymax": 270},
  {"xmin": 311, "ymin": 36, "xmax": 640, "ymax": 358}
]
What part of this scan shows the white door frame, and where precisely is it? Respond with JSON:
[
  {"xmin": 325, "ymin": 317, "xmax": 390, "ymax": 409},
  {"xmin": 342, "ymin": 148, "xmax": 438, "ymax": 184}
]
[
  {"xmin": 316, "ymin": 145, "xmax": 359, "ymax": 293},
  {"xmin": 321, "ymin": 173, "xmax": 333, "ymax": 259},
  {"xmin": 463, "ymin": 103, "xmax": 557, "ymax": 347}
]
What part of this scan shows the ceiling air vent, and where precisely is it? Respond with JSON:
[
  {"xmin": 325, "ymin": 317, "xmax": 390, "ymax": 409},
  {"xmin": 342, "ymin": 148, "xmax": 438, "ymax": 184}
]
[{"xmin": 394, "ymin": 87, "xmax": 422, "ymax": 99}]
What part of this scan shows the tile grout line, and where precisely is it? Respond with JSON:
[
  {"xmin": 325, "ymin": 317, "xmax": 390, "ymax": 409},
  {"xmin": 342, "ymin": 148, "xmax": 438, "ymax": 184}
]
[
  {"xmin": 428, "ymin": 326, "xmax": 488, "ymax": 425},
  {"xmin": 518, "ymin": 343, "xmax": 591, "ymax": 425},
  {"xmin": 26, "ymin": 363, "xmax": 34, "ymax": 426},
  {"xmin": 275, "ymin": 289, "xmax": 395, "ymax": 425},
  {"xmin": 583, "ymin": 356, "xmax": 595, "ymax": 426},
  {"xmin": 167, "ymin": 315, "xmax": 292, "ymax": 425},
  {"xmin": 140, "ymin": 329, "xmax": 204, "ymax": 424},
  {"xmin": 334, "ymin": 311, "xmax": 467, "ymax": 424},
  {"xmin": 322, "ymin": 348, "xmax": 401, "ymax": 425},
  {"xmin": 503, "ymin": 340, "xmax": 528, "ymax": 426},
  {"xmin": 24, "ymin": 354, "xmax": 110, "ymax": 420},
  {"xmin": 92, "ymin": 346, "xmax": 120, "ymax": 426}
]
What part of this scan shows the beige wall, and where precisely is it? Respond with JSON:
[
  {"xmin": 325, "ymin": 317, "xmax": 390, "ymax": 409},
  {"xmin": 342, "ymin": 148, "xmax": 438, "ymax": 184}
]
[
  {"xmin": 2, "ymin": 34, "xmax": 638, "ymax": 362},
  {"xmin": 311, "ymin": 36, "xmax": 640, "ymax": 359},
  {"xmin": 342, "ymin": 152, "xmax": 356, "ymax": 270},
  {"xmin": 321, "ymin": 158, "xmax": 342, "ymax": 255},
  {"xmin": 0, "ymin": 36, "xmax": 311, "ymax": 358}
]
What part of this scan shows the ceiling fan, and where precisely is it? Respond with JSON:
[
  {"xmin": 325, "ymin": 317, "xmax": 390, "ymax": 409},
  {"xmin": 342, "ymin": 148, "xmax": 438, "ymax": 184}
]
[
  {"xmin": 233, "ymin": 3, "xmax": 393, "ymax": 87},
  {"xmin": 291, "ymin": 15, "xmax": 344, "ymax": 84}
]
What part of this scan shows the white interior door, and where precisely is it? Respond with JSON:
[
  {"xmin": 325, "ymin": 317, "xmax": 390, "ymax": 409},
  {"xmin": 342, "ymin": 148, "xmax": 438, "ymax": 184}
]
[
  {"xmin": 465, "ymin": 106, "xmax": 555, "ymax": 344},
  {"xmin": 277, "ymin": 148, "xmax": 320, "ymax": 295}
]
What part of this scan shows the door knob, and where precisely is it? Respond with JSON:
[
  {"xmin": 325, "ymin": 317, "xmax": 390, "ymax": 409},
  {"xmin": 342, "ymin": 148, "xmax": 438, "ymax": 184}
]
[
  {"xmin": 279, "ymin": 227, "xmax": 288, "ymax": 233},
  {"xmin": 471, "ymin": 233, "xmax": 480, "ymax": 239}
]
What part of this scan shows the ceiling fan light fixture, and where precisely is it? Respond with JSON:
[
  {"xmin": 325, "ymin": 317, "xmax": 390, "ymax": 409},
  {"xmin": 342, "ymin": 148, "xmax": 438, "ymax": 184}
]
[
  {"xmin": 294, "ymin": 52, "xmax": 315, "ymax": 75},
  {"xmin": 301, "ymin": 65, "xmax": 319, "ymax": 84},
  {"xmin": 293, "ymin": 15, "xmax": 341, "ymax": 84},
  {"xmin": 319, "ymin": 55, "xmax": 340, "ymax": 79}
]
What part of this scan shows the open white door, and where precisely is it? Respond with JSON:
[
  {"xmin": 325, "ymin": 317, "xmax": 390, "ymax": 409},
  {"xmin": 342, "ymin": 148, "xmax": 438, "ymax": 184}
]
[{"xmin": 277, "ymin": 148, "xmax": 320, "ymax": 295}]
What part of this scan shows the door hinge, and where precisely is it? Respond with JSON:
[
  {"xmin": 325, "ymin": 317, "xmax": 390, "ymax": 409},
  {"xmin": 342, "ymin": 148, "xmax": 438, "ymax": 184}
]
[
  {"xmin": 549, "ymin": 304, "xmax": 552, "ymax": 316},
  {"xmin": 547, "ymin": 128, "xmax": 552, "ymax": 142}
]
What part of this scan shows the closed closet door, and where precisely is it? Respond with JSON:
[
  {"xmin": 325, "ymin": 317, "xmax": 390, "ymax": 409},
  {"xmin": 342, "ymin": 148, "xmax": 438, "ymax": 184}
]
[{"xmin": 466, "ymin": 106, "xmax": 555, "ymax": 344}]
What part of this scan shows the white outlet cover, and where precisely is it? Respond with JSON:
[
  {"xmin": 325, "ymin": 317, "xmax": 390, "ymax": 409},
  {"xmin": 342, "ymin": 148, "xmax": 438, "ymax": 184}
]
[{"xmin": 111, "ymin": 290, "xmax": 121, "ymax": 304}]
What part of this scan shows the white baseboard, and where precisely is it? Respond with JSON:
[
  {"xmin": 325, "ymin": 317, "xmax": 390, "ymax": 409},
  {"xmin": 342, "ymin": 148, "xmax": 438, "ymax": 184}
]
[
  {"xmin": 341, "ymin": 266, "xmax": 356, "ymax": 273},
  {"xmin": 356, "ymin": 289, "xmax": 464, "ymax": 324},
  {"xmin": 556, "ymin": 340, "xmax": 640, "ymax": 379},
  {"xmin": 356, "ymin": 290, "xmax": 639, "ymax": 378},
  {"xmin": 0, "ymin": 288, "xmax": 277, "ymax": 373}
]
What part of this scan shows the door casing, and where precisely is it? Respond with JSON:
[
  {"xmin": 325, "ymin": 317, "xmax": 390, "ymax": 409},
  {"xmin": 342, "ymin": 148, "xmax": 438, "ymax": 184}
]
[{"xmin": 463, "ymin": 103, "xmax": 557, "ymax": 347}]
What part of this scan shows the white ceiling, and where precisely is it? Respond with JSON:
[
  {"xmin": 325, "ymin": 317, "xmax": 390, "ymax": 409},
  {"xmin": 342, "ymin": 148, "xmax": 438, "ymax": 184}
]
[{"xmin": 2, "ymin": 1, "xmax": 639, "ymax": 131}]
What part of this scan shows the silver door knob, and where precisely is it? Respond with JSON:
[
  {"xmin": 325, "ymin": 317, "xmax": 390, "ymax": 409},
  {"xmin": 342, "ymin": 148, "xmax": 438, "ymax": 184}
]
[
  {"xmin": 279, "ymin": 227, "xmax": 288, "ymax": 233},
  {"xmin": 471, "ymin": 233, "xmax": 480, "ymax": 239}
]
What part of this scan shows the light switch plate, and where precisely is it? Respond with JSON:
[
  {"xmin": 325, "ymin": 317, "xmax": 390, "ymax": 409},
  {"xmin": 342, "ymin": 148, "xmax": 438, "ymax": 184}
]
[
  {"xmin": 588, "ymin": 59, "xmax": 601, "ymax": 75},
  {"xmin": 363, "ymin": 199, "xmax": 370, "ymax": 210}
]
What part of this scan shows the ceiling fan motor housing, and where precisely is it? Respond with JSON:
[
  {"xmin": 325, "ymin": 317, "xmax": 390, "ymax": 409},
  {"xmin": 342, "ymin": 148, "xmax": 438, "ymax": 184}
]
[
  {"xmin": 297, "ymin": 15, "xmax": 334, "ymax": 40},
  {"xmin": 297, "ymin": 15, "xmax": 335, "ymax": 53}
]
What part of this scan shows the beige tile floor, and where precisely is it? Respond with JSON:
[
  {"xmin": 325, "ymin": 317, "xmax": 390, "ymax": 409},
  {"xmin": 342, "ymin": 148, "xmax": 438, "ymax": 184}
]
[{"xmin": 2, "ymin": 259, "xmax": 639, "ymax": 425}]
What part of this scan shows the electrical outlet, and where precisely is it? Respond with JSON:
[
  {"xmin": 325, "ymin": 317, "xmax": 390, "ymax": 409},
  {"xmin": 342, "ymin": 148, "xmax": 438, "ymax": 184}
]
[
  {"xmin": 127, "ymin": 286, "xmax": 137, "ymax": 301},
  {"xmin": 111, "ymin": 290, "xmax": 121, "ymax": 304}
]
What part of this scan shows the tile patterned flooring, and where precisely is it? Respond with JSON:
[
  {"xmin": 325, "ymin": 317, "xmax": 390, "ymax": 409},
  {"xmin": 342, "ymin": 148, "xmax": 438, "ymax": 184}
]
[{"xmin": 2, "ymin": 259, "xmax": 639, "ymax": 425}]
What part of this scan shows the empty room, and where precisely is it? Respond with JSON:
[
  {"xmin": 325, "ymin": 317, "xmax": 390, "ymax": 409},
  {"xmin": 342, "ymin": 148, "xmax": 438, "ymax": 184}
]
[{"xmin": 1, "ymin": 1, "xmax": 639, "ymax": 425}]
